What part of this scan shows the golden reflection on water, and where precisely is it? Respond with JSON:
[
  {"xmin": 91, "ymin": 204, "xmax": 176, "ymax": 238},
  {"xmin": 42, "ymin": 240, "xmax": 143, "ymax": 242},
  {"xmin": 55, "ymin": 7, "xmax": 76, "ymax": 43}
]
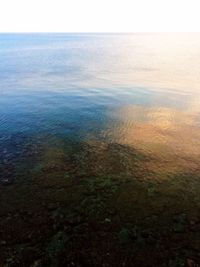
[
  {"xmin": 15, "ymin": 33, "xmax": 200, "ymax": 181},
  {"xmin": 99, "ymin": 105, "xmax": 200, "ymax": 178},
  {"xmin": 80, "ymin": 34, "xmax": 200, "ymax": 179},
  {"xmin": 32, "ymin": 33, "xmax": 200, "ymax": 181}
]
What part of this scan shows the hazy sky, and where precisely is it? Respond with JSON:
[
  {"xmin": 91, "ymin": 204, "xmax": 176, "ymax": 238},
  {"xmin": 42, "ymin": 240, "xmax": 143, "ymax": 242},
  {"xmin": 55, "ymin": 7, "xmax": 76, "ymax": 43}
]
[{"xmin": 0, "ymin": 0, "xmax": 200, "ymax": 32}]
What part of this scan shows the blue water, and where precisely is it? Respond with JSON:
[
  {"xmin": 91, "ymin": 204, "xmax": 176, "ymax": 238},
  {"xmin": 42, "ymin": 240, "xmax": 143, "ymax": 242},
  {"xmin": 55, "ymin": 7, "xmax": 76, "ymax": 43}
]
[
  {"xmin": 1, "ymin": 34, "xmax": 200, "ymax": 266},
  {"xmin": 0, "ymin": 33, "xmax": 200, "ymax": 146}
]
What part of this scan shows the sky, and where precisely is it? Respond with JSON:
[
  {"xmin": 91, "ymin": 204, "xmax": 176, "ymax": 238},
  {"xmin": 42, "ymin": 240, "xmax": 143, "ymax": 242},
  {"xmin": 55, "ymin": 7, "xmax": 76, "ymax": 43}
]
[{"xmin": 0, "ymin": 0, "xmax": 200, "ymax": 32}]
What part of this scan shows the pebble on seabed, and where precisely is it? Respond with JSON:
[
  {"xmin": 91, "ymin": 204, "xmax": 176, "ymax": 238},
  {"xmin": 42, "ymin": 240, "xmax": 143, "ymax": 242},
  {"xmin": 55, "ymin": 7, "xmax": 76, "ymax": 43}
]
[{"xmin": 0, "ymin": 177, "xmax": 14, "ymax": 186}]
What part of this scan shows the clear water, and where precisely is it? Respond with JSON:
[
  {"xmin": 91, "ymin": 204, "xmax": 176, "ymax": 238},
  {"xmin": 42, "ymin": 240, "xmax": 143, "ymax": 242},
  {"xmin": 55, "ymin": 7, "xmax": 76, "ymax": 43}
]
[
  {"xmin": 0, "ymin": 33, "xmax": 200, "ymax": 178},
  {"xmin": 1, "ymin": 33, "xmax": 200, "ymax": 266}
]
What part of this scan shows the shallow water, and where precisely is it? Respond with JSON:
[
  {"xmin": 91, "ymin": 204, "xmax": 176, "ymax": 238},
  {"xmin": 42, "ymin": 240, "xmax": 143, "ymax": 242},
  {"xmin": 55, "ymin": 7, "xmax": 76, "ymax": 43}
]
[
  {"xmin": 0, "ymin": 33, "xmax": 200, "ymax": 266},
  {"xmin": 1, "ymin": 33, "xmax": 200, "ymax": 177}
]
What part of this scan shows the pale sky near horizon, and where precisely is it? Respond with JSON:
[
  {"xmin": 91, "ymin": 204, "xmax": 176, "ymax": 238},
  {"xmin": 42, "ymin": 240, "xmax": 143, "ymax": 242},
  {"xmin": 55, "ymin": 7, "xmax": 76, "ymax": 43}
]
[{"xmin": 0, "ymin": 0, "xmax": 200, "ymax": 32}]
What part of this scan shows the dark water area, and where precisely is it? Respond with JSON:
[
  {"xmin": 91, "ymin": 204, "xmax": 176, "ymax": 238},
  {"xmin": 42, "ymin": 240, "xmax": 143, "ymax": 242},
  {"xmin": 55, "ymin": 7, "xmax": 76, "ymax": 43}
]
[{"xmin": 0, "ymin": 33, "xmax": 200, "ymax": 267}]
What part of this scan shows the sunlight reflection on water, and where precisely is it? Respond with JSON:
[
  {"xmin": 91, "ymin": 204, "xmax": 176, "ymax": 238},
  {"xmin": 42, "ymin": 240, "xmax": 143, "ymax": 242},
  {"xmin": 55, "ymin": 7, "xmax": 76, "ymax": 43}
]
[{"xmin": 0, "ymin": 33, "xmax": 200, "ymax": 180}]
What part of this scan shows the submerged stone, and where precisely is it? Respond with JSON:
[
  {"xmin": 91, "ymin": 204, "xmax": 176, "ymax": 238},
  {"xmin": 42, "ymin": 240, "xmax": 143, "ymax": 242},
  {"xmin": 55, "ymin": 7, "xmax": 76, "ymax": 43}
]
[{"xmin": 0, "ymin": 176, "xmax": 14, "ymax": 186}]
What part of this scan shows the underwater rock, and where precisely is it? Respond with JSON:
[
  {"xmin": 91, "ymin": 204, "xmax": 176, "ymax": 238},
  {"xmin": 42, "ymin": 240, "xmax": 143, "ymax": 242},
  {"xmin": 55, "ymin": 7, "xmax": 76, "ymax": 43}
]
[
  {"xmin": 186, "ymin": 258, "xmax": 200, "ymax": 267},
  {"xmin": 0, "ymin": 163, "xmax": 15, "ymax": 185},
  {"xmin": 0, "ymin": 240, "xmax": 6, "ymax": 245},
  {"xmin": 0, "ymin": 164, "xmax": 15, "ymax": 185},
  {"xmin": 65, "ymin": 213, "xmax": 82, "ymax": 226},
  {"xmin": 46, "ymin": 231, "xmax": 69, "ymax": 262},
  {"xmin": 47, "ymin": 203, "xmax": 58, "ymax": 211},
  {"xmin": 104, "ymin": 218, "xmax": 112, "ymax": 223},
  {"xmin": 42, "ymin": 163, "xmax": 71, "ymax": 173},
  {"xmin": 172, "ymin": 214, "xmax": 187, "ymax": 233},
  {"xmin": 0, "ymin": 176, "xmax": 14, "ymax": 186},
  {"xmin": 30, "ymin": 260, "xmax": 42, "ymax": 267}
]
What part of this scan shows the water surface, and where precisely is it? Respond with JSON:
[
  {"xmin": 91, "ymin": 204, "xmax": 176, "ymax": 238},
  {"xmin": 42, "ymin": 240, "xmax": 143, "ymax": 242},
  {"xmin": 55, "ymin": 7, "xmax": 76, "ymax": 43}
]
[
  {"xmin": 0, "ymin": 33, "xmax": 200, "ymax": 266},
  {"xmin": 1, "ymin": 33, "xmax": 200, "ymax": 176}
]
